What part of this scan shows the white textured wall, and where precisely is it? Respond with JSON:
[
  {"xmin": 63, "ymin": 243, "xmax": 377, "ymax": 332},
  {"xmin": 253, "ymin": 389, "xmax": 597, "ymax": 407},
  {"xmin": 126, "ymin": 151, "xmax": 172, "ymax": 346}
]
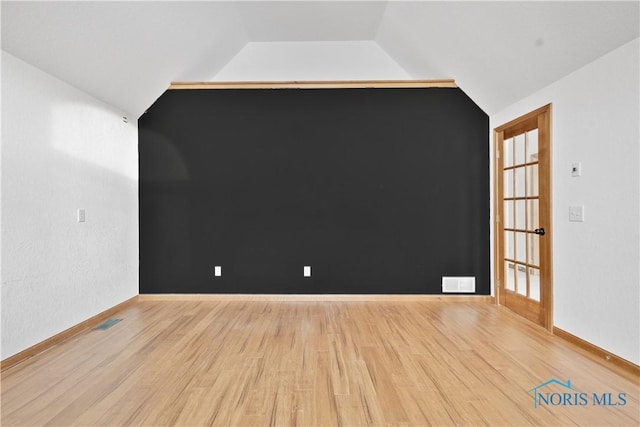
[
  {"xmin": 490, "ymin": 38, "xmax": 640, "ymax": 364},
  {"xmin": 214, "ymin": 41, "xmax": 410, "ymax": 81},
  {"xmin": 1, "ymin": 51, "xmax": 138, "ymax": 359}
]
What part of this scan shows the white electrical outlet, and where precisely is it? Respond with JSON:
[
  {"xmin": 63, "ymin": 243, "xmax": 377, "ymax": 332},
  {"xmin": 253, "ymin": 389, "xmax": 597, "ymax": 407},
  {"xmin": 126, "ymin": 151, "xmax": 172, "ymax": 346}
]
[
  {"xmin": 214, "ymin": 266, "xmax": 222, "ymax": 277},
  {"xmin": 303, "ymin": 266, "xmax": 312, "ymax": 277},
  {"xmin": 569, "ymin": 206, "xmax": 585, "ymax": 222},
  {"xmin": 77, "ymin": 209, "xmax": 86, "ymax": 223}
]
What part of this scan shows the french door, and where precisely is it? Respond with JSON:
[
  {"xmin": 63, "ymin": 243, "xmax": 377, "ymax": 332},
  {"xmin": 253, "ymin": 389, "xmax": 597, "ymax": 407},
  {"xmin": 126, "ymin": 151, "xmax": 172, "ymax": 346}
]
[{"xmin": 494, "ymin": 105, "xmax": 552, "ymax": 330}]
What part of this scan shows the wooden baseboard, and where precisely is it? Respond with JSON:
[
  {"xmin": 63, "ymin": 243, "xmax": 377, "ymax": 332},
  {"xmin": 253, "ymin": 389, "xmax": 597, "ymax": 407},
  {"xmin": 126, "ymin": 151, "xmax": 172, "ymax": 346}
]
[
  {"xmin": 1, "ymin": 296, "xmax": 139, "ymax": 373},
  {"xmin": 553, "ymin": 327, "xmax": 640, "ymax": 381},
  {"xmin": 138, "ymin": 294, "xmax": 493, "ymax": 302}
]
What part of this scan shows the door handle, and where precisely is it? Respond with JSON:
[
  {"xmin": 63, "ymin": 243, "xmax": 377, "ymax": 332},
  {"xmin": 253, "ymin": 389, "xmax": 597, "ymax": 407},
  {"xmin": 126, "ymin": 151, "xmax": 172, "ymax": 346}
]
[{"xmin": 534, "ymin": 228, "xmax": 546, "ymax": 236}]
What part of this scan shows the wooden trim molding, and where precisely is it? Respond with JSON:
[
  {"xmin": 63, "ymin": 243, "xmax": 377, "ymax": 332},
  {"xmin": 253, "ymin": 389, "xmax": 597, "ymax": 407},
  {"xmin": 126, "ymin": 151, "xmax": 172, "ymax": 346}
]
[
  {"xmin": 553, "ymin": 327, "xmax": 640, "ymax": 381},
  {"xmin": 169, "ymin": 80, "xmax": 457, "ymax": 90},
  {"xmin": 0, "ymin": 296, "xmax": 139, "ymax": 372},
  {"xmin": 493, "ymin": 129, "xmax": 503, "ymax": 308},
  {"xmin": 494, "ymin": 104, "xmax": 551, "ymax": 134},
  {"xmin": 539, "ymin": 105, "xmax": 554, "ymax": 331},
  {"xmin": 138, "ymin": 294, "xmax": 491, "ymax": 302}
]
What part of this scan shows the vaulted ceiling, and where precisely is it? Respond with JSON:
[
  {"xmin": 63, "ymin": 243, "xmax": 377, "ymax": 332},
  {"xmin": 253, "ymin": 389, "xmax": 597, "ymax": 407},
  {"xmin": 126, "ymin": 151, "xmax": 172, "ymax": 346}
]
[{"xmin": 2, "ymin": 1, "xmax": 638, "ymax": 118}]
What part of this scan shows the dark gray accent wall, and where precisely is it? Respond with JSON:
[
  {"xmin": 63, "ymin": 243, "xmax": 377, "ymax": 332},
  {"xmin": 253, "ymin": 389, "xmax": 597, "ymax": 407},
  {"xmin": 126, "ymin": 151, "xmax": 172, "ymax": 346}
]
[{"xmin": 139, "ymin": 88, "xmax": 489, "ymax": 294}]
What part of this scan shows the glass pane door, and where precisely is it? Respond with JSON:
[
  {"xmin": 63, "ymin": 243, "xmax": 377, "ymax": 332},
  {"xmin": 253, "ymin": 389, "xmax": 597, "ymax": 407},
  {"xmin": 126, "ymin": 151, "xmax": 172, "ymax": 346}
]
[
  {"xmin": 495, "ymin": 104, "xmax": 552, "ymax": 330},
  {"xmin": 502, "ymin": 129, "xmax": 540, "ymax": 302}
]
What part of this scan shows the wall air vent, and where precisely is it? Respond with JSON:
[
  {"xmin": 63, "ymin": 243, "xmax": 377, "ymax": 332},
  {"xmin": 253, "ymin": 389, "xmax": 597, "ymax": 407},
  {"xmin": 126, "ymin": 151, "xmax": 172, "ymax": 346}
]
[{"xmin": 442, "ymin": 276, "xmax": 476, "ymax": 293}]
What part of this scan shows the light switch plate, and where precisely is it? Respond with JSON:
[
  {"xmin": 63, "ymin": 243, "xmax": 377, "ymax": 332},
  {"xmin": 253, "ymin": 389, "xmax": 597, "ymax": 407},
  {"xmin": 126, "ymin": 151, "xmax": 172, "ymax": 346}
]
[
  {"xmin": 214, "ymin": 266, "xmax": 222, "ymax": 277},
  {"xmin": 569, "ymin": 206, "xmax": 585, "ymax": 222},
  {"xmin": 571, "ymin": 162, "xmax": 581, "ymax": 177},
  {"xmin": 77, "ymin": 208, "xmax": 85, "ymax": 223},
  {"xmin": 303, "ymin": 266, "xmax": 312, "ymax": 277}
]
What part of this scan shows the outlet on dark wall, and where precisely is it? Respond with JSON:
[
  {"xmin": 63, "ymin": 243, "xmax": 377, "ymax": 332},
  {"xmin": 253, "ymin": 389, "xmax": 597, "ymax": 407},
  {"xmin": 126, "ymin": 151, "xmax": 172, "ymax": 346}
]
[{"xmin": 139, "ymin": 88, "xmax": 489, "ymax": 294}]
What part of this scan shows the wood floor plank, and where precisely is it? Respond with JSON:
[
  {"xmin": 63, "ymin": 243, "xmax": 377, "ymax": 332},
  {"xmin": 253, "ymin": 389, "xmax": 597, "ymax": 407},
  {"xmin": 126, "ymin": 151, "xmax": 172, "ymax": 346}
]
[{"xmin": 2, "ymin": 299, "xmax": 638, "ymax": 426}]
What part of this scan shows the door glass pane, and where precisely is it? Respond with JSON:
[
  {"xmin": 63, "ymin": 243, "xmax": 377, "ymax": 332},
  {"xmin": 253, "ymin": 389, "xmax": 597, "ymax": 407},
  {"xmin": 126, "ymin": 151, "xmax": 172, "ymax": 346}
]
[
  {"xmin": 529, "ymin": 267, "xmax": 540, "ymax": 301},
  {"xmin": 516, "ymin": 263, "xmax": 527, "ymax": 295},
  {"xmin": 528, "ymin": 233, "xmax": 540, "ymax": 266},
  {"xmin": 527, "ymin": 129, "xmax": 539, "ymax": 162},
  {"xmin": 503, "ymin": 137, "xmax": 514, "ymax": 167},
  {"xmin": 527, "ymin": 199, "xmax": 539, "ymax": 231},
  {"xmin": 505, "ymin": 231, "xmax": 514, "ymax": 259},
  {"xmin": 515, "ymin": 200, "xmax": 526, "ymax": 230},
  {"xmin": 515, "ymin": 167, "xmax": 525, "ymax": 197},
  {"xmin": 505, "ymin": 262, "xmax": 515, "ymax": 291},
  {"xmin": 516, "ymin": 232, "xmax": 526, "ymax": 263},
  {"xmin": 514, "ymin": 133, "xmax": 526, "ymax": 165},
  {"xmin": 504, "ymin": 169, "xmax": 513, "ymax": 198},
  {"xmin": 527, "ymin": 164, "xmax": 538, "ymax": 197},
  {"xmin": 504, "ymin": 200, "xmax": 514, "ymax": 229}
]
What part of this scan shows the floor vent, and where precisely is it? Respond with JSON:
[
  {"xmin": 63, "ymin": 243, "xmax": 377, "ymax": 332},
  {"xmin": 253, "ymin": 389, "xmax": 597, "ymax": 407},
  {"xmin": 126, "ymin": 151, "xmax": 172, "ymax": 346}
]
[
  {"xmin": 93, "ymin": 318, "xmax": 122, "ymax": 331},
  {"xmin": 442, "ymin": 276, "xmax": 476, "ymax": 293}
]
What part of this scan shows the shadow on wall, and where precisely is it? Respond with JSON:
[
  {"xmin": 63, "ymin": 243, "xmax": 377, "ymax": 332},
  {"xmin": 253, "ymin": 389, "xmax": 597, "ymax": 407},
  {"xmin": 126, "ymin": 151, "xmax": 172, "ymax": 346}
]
[
  {"xmin": 137, "ymin": 128, "xmax": 190, "ymax": 183},
  {"xmin": 137, "ymin": 127, "xmax": 192, "ymax": 290}
]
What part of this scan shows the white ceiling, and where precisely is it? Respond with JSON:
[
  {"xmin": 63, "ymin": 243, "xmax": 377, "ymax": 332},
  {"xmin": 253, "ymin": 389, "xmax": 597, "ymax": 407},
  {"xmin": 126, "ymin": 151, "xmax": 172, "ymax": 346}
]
[
  {"xmin": 2, "ymin": 1, "xmax": 638, "ymax": 118},
  {"xmin": 235, "ymin": 1, "xmax": 388, "ymax": 41},
  {"xmin": 376, "ymin": 1, "xmax": 640, "ymax": 113}
]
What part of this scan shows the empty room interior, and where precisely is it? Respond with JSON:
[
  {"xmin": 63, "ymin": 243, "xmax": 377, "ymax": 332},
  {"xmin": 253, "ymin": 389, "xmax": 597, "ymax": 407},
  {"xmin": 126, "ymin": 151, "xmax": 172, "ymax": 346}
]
[{"xmin": 1, "ymin": 1, "xmax": 639, "ymax": 426}]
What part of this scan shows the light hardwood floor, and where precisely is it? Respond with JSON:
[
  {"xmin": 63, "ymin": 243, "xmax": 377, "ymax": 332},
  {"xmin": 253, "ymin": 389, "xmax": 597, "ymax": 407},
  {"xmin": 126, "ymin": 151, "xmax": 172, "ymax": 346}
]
[{"xmin": 1, "ymin": 299, "xmax": 638, "ymax": 426}]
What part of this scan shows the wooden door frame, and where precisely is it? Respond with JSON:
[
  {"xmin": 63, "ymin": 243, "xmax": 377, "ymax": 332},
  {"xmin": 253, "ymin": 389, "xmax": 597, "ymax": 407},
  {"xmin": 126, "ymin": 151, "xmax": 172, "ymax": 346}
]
[{"xmin": 493, "ymin": 104, "xmax": 553, "ymax": 331}]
